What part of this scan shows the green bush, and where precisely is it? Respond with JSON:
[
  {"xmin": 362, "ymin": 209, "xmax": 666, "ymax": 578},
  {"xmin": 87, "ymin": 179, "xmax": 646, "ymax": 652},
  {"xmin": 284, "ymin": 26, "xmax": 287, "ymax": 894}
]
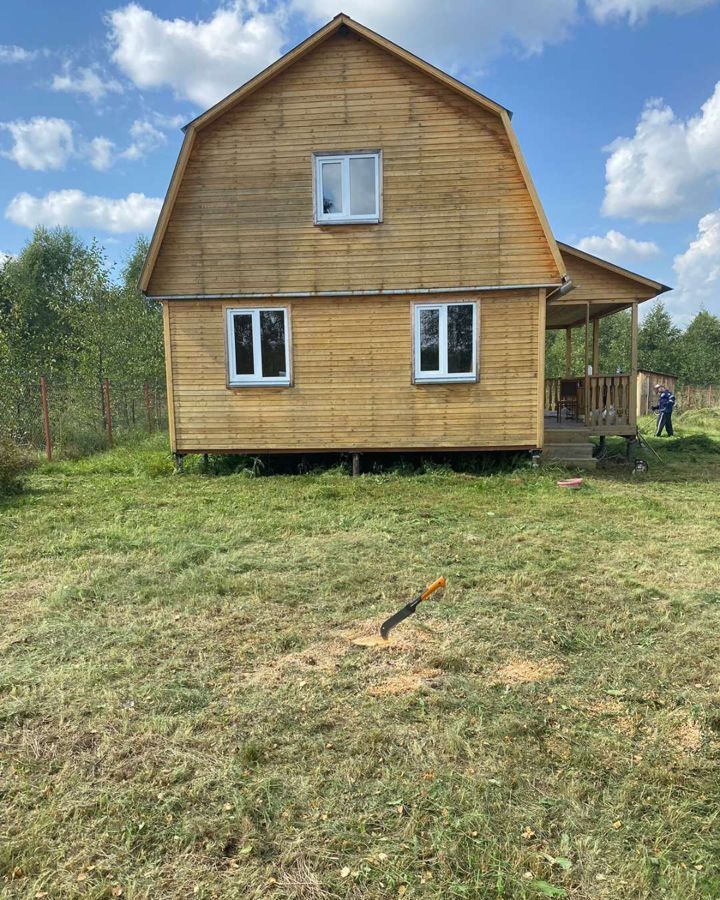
[
  {"xmin": 56, "ymin": 428, "xmax": 108, "ymax": 460},
  {"xmin": 0, "ymin": 439, "xmax": 36, "ymax": 495}
]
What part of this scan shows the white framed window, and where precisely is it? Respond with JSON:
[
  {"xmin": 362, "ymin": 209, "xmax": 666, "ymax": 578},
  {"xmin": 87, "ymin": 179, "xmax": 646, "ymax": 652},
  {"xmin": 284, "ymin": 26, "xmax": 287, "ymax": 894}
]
[
  {"xmin": 314, "ymin": 151, "xmax": 381, "ymax": 224},
  {"xmin": 226, "ymin": 307, "xmax": 291, "ymax": 387},
  {"xmin": 413, "ymin": 302, "xmax": 478, "ymax": 384}
]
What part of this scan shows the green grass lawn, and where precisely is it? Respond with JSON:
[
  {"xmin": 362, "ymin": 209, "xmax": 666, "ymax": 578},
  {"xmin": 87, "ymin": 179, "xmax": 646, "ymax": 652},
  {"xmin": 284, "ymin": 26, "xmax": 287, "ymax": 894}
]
[{"xmin": 2, "ymin": 415, "xmax": 720, "ymax": 899}]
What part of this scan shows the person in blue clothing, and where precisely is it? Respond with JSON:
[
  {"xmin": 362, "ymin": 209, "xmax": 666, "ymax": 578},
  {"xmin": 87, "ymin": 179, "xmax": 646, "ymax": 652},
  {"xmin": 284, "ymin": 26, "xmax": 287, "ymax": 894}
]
[{"xmin": 652, "ymin": 383, "xmax": 676, "ymax": 436}]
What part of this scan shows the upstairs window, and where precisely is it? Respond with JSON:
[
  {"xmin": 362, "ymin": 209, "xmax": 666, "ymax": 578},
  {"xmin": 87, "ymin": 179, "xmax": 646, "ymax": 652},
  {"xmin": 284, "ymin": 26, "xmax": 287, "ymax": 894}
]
[
  {"xmin": 314, "ymin": 152, "xmax": 381, "ymax": 224},
  {"xmin": 226, "ymin": 308, "xmax": 290, "ymax": 386},
  {"xmin": 414, "ymin": 302, "xmax": 478, "ymax": 384}
]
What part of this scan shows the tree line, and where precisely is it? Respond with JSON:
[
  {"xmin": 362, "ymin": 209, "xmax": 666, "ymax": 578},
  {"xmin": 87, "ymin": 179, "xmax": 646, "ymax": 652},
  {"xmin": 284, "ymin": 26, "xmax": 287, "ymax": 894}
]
[
  {"xmin": 0, "ymin": 227, "xmax": 164, "ymax": 449},
  {"xmin": 546, "ymin": 303, "xmax": 720, "ymax": 384}
]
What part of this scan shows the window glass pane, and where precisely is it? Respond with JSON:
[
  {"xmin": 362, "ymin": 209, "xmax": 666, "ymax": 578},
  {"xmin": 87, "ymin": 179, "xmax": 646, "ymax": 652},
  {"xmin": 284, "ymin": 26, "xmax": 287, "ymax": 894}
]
[
  {"xmin": 447, "ymin": 305, "xmax": 474, "ymax": 373},
  {"xmin": 260, "ymin": 310, "xmax": 287, "ymax": 378},
  {"xmin": 419, "ymin": 308, "xmax": 440, "ymax": 372},
  {"xmin": 349, "ymin": 156, "xmax": 376, "ymax": 216},
  {"xmin": 233, "ymin": 314, "xmax": 254, "ymax": 376},
  {"xmin": 321, "ymin": 162, "xmax": 343, "ymax": 215}
]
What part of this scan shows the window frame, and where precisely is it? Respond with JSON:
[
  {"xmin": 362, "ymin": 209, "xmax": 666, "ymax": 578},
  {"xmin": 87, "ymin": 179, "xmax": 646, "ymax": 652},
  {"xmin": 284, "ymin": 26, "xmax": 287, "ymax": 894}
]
[
  {"xmin": 412, "ymin": 301, "xmax": 478, "ymax": 385},
  {"xmin": 225, "ymin": 306, "xmax": 292, "ymax": 388},
  {"xmin": 313, "ymin": 150, "xmax": 382, "ymax": 225}
]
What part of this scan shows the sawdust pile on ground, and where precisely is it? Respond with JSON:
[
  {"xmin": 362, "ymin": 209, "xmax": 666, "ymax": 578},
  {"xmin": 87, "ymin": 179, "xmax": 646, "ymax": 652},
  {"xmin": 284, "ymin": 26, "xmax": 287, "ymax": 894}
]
[
  {"xmin": 492, "ymin": 658, "xmax": 562, "ymax": 686},
  {"xmin": 243, "ymin": 641, "xmax": 348, "ymax": 686},
  {"xmin": 670, "ymin": 718, "xmax": 703, "ymax": 754},
  {"xmin": 351, "ymin": 633, "xmax": 410, "ymax": 649},
  {"xmin": 368, "ymin": 668, "xmax": 442, "ymax": 697},
  {"xmin": 580, "ymin": 698, "xmax": 637, "ymax": 736},
  {"xmin": 346, "ymin": 617, "xmax": 440, "ymax": 650},
  {"xmin": 243, "ymin": 617, "xmax": 438, "ymax": 687}
]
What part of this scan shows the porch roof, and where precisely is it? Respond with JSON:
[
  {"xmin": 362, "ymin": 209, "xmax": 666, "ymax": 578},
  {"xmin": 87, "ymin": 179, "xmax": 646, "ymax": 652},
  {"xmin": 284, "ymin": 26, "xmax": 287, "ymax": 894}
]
[{"xmin": 546, "ymin": 243, "xmax": 671, "ymax": 329}]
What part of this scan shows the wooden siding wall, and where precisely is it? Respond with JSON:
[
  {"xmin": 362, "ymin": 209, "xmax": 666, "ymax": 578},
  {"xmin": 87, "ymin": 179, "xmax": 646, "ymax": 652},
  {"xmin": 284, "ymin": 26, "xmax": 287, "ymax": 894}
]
[
  {"xmin": 560, "ymin": 252, "xmax": 658, "ymax": 303},
  {"xmin": 166, "ymin": 291, "xmax": 541, "ymax": 452},
  {"xmin": 148, "ymin": 30, "xmax": 560, "ymax": 297}
]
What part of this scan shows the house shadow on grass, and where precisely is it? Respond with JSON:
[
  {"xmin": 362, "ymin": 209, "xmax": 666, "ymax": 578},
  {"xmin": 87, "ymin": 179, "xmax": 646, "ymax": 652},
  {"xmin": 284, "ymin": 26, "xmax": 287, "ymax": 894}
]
[{"xmin": 199, "ymin": 449, "xmax": 534, "ymax": 478}]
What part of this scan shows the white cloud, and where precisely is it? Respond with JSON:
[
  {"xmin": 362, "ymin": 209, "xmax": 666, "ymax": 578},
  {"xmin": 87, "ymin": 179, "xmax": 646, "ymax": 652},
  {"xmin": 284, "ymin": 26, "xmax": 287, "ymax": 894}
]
[
  {"xmin": 669, "ymin": 210, "xmax": 720, "ymax": 317},
  {"xmin": 1, "ymin": 109, "xmax": 181, "ymax": 173},
  {"xmin": 51, "ymin": 64, "xmax": 123, "ymax": 102},
  {"xmin": 87, "ymin": 136, "xmax": 116, "ymax": 171},
  {"xmin": 0, "ymin": 117, "xmax": 74, "ymax": 171},
  {"xmin": 104, "ymin": 0, "xmax": 719, "ymax": 111},
  {"xmin": 149, "ymin": 111, "xmax": 185, "ymax": 130},
  {"xmin": 121, "ymin": 118, "xmax": 166, "ymax": 160},
  {"xmin": 576, "ymin": 229, "xmax": 660, "ymax": 261},
  {"xmin": 294, "ymin": 0, "xmax": 579, "ymax": 74},
  {"xmin": 602, "ymin": 82, "xmax": 720, "ymax": 221},
  {"xmin": 108, "ymin": 2, "xmax": 286, "ymax": 107},
  {"xmin": 5, "ymin": 190, "xmax": 163, "ymax": 234},
  {"xmin": 296, "ymin": 0, "xmax": 717, "ymax": 86},
  {"xmin": 587, "ymin": 0, "xmax": 715, "ymax": 24},
  {"xmin": 84, "ymin": 111, "xmax": 184, "ymax": 168},
  {"xmin": 0, "ymin": 45, "xmax": 40, "ymax": 63}
]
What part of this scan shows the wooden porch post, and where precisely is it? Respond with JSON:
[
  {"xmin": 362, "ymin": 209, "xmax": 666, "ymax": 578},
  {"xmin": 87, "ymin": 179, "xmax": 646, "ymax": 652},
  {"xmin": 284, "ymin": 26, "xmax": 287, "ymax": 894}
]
[
  {"xmin": 630, "ymin": 301, "xmax": 638, "ymax": 427},
  {"xmin": 592, "ymin": 318, "xmax": 600, "ymax": 373},
  {"xmin": 584, "ymin": 303, "xmax": 590, "ymax": 422},
  {"xmin": 565, "ymin": 327, "xmax": 572, "ymax": 377}
]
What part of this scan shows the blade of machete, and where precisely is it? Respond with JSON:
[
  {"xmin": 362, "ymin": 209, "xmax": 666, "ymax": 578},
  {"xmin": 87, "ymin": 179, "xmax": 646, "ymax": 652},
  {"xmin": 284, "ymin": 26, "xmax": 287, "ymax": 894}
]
[{"xmin": 380, "ymin": 603, "xmax": 417, "ymax": 639}]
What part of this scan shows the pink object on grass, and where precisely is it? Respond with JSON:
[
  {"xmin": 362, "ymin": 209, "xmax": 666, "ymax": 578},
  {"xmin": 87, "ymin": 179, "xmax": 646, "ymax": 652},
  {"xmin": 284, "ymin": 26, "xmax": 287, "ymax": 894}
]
[{"xmin": 557, "ymin": 478, "xmax": 584, "ymax": 488}]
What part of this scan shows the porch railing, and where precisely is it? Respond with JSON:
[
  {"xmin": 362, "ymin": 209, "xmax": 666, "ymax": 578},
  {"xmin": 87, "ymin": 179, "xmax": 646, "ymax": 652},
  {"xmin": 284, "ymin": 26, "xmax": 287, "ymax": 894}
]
[
  {"xmin": 544, "ymin": 377, "xmax": 563, "ymax": 412},
  {"xmin": 545, "ymin": 375, "xmax": 633, "ymax": 426},
  {"xmin": 586, "ymin": 375, "xmax": 631, "ymax": 425}
]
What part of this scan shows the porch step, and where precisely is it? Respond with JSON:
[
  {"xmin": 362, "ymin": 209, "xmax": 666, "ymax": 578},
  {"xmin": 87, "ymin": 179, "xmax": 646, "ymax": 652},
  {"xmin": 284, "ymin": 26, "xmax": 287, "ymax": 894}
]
[
  {"xmin": 543, "ymin": 441, "xmax": 597, "ymax": 468},
  {"xmin": 544, "ymin": 429, "xmax": 591, "ymax": 445}
]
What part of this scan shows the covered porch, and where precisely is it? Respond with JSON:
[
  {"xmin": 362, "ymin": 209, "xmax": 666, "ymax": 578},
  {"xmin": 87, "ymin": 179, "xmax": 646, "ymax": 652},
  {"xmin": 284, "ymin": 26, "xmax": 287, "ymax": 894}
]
[{"xmin": 542, "ymin": 243, "xmax": 671, "ymax": 444}]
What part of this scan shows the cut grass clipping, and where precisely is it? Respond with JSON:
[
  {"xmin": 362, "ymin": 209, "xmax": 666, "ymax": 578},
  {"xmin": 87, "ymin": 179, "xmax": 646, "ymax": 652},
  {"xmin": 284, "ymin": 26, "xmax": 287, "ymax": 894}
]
[{"xmin": 1, "ymin": 415, "xmax": 720, "ymax": 898}]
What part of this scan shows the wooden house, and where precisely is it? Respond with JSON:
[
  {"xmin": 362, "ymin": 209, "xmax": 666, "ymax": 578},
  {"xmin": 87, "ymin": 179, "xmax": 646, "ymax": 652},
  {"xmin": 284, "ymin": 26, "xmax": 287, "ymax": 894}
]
[{"xmin": 140, "ymin": 14, "xmax": 670, "ymax": 468}]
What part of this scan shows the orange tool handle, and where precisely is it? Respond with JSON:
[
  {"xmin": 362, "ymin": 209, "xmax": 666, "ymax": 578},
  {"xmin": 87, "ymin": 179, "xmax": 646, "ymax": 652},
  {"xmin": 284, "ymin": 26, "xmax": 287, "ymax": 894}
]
[{"xmin": 420, "ymin": 576, "xmax": 446, "ymax": 602}]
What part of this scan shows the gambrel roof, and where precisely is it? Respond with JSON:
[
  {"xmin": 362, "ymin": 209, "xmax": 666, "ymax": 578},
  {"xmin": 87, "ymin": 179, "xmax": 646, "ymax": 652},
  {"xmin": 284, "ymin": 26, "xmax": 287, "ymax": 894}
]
[{"xmin": 139, "ymin": 13, "xmax": 565, "ymax": 292}]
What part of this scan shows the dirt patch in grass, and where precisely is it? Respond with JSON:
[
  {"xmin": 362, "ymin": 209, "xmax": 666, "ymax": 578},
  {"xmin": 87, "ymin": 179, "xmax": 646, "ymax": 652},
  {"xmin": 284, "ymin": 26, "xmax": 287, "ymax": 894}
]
[{"xmin": 492, "ymin": 658, "xmax": 563, "ymax": 685}]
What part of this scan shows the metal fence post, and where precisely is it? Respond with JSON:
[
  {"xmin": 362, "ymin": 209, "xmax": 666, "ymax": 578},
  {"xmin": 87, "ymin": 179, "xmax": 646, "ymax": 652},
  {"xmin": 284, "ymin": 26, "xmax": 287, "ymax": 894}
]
[{"xmin": 40, "ymin": 376, "xmax": 52, "ymax": 461}]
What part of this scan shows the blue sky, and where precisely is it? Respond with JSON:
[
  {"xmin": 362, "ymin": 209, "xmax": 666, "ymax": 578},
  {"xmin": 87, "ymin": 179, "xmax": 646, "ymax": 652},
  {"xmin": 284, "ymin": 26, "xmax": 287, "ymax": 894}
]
[{"xmin": 1, "ymin": 0, "xmax": 720, "ymax": 320}]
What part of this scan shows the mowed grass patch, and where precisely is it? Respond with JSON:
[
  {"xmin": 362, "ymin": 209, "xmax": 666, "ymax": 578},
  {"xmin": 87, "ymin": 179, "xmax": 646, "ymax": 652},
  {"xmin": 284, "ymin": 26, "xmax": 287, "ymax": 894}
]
[{"xmin": 1, "ymin": 423, "xmax": 720, "ymax": 898}]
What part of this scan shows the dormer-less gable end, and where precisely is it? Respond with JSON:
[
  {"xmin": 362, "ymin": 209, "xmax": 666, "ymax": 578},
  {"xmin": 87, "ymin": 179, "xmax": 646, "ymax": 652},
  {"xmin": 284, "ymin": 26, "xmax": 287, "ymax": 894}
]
[{"xmin": 141, "ymin": 14, "xmax": 565, "ymax": 296}]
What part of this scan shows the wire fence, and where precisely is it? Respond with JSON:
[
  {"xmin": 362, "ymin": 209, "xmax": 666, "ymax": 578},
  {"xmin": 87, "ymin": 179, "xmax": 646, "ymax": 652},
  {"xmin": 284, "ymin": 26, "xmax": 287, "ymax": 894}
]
[
  {"xmin": 1, "ymin": 376, "xmax": 167, "ymax": 459},
  {"xmin": 1, "ymin": 374, "xmax": 717, "ymax": 462},
  {"xmin": 676, "ymin": 384, "xmax": 720, "ymax": 411}
]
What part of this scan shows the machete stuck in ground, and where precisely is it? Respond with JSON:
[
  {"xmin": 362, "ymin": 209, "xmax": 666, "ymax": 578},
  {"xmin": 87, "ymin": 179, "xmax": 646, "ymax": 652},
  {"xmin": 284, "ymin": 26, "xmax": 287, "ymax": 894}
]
[{"xmin": 379, "ymin": 577, "xmax": 446, "ymax": 639}]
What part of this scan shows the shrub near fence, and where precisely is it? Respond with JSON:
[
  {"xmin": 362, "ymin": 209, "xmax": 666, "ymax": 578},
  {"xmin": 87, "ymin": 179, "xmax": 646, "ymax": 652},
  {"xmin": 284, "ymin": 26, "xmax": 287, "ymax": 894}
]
[{"xmin": 0, "ymin": 376, "xmax": 167, "ymax": 460}]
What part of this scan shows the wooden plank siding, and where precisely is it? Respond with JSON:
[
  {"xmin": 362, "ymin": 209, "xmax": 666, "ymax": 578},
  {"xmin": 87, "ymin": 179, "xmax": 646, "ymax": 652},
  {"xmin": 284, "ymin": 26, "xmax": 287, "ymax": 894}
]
[
  {"xmin": 147, "ymin": 29, "xmax": 560, "ymax": 298},
  {"xmin": 561, "ymin": 252, "xmax": 660, "ymax": 302},
  {"xmin": 165, "ymin": 291, "xmax": 542, "ymax": 453},
  {"xmin": 547, "ymin": 251, "xmax": 665, "ymax": 329}
]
